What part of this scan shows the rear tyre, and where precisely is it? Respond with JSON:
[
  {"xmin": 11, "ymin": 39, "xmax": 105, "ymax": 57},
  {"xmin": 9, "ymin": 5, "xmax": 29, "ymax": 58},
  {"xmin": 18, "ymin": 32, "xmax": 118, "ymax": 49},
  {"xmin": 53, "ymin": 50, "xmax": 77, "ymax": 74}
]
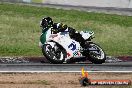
[{"xmin": 42, "ymin": 42, "xmax": 67, "ymax": 64}]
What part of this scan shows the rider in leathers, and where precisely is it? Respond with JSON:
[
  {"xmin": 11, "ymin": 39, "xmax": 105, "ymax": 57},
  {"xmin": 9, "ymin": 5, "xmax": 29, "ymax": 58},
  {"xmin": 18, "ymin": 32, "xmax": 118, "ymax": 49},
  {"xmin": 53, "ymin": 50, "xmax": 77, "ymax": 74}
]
[{"xmin": 40, "ymin": 17, "xmax": 86, "ymax": 49}]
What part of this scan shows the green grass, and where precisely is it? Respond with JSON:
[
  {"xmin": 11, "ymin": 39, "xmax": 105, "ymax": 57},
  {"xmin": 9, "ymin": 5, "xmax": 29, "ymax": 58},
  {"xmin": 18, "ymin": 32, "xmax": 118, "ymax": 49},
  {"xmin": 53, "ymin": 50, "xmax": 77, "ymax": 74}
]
[
  {"xmin": 0, "ymin": 2, "xmax": 132, "ymax": 56},
  {"xmin": 32, "ymin": 0, "xmax": 43, "ymax": 3}
]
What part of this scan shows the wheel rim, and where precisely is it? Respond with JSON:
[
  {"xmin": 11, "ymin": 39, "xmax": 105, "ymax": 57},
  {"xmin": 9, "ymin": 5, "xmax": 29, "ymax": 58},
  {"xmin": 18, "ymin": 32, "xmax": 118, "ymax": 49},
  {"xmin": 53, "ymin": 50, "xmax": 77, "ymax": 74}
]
[
  {"xmin": 45, "ymin": 44, "xmax": 64, "ymax": 61},
  {"xmin": 89, "ymin": 44, "xmax": 105, "ymax": 60}
]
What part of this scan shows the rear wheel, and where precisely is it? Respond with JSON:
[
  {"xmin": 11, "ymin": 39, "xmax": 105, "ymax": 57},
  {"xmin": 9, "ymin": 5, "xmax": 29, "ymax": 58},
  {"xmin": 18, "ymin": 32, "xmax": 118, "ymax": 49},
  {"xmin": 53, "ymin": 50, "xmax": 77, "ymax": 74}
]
[
  {"xmin": 86, "ymin": 43, "xmax": 106, "ymax": 64},
  {"xmin": 42, "ymin": 42, "xmax": 67, "ymax": 64}
]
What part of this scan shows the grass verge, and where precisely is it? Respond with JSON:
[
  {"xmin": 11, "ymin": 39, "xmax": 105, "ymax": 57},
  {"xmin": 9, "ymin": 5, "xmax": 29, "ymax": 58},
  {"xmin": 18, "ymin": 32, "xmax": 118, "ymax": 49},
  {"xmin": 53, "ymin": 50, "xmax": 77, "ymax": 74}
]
[{"xmin": 0, "ymin": 2, "xmax": 132, "ymax": 56}]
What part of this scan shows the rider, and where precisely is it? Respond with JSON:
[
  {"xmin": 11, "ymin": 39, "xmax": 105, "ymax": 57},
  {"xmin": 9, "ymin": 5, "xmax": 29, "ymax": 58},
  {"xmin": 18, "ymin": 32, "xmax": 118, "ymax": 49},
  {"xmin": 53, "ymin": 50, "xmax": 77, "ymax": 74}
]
[{"xmin": 40, "ymin": 17, "xmax": 86, "ymax": 49}]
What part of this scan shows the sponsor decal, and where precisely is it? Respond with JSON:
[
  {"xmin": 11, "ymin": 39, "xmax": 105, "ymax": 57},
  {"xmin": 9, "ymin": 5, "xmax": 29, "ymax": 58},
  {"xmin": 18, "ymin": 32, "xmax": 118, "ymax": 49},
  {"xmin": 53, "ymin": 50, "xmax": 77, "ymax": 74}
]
[
  {"xmin": 68, "ymin": 41, "xmax": 76, "ymax": 51},
  {"xmin": 73, "ymin": 52, "xmax": 78, "ymax": 56},
  {"xmin": 67, "ymin": 52, "xmax": 71, "ymax": 57},
  {"xmin": 73, "ymin": 51, "xmax": 81, "ymax": 56}
]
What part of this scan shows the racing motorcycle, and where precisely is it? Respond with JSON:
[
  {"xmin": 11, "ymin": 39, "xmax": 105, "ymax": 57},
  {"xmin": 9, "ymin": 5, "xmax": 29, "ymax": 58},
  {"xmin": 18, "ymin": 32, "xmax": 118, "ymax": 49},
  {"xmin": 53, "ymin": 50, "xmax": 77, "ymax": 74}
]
[{"xmin": 39, "ymin": 27, "xmax": 106, "ymax": 64}]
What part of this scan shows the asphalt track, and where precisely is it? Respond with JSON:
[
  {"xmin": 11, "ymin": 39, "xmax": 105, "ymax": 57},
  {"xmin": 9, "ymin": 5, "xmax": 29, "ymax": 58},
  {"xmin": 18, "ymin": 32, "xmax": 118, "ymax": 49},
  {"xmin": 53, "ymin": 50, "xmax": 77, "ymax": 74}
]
[
  {"xmin": 0, "ymin": 62, "xmax": 132, "ymax": 72},
  {"xmin": 0, "ymin": 56, "xmax": 132, "ymax": 72}
]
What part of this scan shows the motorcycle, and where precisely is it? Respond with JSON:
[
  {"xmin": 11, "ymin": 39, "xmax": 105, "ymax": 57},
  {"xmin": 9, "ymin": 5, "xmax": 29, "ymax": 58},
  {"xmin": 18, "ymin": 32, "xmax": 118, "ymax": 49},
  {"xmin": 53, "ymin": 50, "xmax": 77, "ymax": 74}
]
[{"xmin": 39, "ymin": 27, "xmax": 106, "ymax": 64}]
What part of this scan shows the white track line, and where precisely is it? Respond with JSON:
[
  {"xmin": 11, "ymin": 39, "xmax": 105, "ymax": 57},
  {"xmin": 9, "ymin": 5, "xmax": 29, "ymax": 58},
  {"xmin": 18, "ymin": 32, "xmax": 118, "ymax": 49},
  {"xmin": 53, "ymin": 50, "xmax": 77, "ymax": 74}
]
[{"xmin": 0, "ymin": 71, "xmax": 132, "ymax": 73}]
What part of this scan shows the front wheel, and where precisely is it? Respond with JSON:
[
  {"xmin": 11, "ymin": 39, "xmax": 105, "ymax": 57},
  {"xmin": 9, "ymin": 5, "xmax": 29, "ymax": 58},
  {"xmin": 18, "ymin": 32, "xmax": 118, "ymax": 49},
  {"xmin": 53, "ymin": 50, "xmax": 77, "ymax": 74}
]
[
  {"xmin": 87, "ymin": 43, "xmax": 106, "ymax": 64},
  {"xmin": 42, "ymin": 42, "xmax": 67, "ymax": 64}
]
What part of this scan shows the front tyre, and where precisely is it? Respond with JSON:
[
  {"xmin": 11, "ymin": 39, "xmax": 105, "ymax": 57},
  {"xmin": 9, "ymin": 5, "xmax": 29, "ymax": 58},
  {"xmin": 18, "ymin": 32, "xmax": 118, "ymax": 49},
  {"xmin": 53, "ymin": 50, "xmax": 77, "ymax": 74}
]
[
  {"xmin": 42, "ymin": 42, "xmax": 67, "ymax": 64},
  {"xmin": 88, "ymin": 43, "xmax": 106, "ymax": 64}
]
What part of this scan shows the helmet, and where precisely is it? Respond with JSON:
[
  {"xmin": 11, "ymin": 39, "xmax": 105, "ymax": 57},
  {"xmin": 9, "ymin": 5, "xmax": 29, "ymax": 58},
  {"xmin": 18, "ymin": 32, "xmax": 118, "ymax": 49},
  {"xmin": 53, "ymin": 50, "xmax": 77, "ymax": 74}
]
[{"xmin": 40, "ymin": 17, "xmax": 53, "ymax": 28}]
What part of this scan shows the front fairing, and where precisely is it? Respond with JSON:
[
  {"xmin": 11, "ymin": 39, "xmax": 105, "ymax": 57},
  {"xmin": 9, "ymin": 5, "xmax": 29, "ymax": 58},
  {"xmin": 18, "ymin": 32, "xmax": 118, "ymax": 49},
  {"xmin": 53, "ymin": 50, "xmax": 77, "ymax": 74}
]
[
  {"xmin": 40, "ymin": 33, "xmax": 46, "ymax": 44},
  {"xmin": 47, "ymin": 33, "xmax": 83, "ymax": 59},
  {"xmin": 40, "ymin": 27, "xmax": 52, "ymax": 44}
]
